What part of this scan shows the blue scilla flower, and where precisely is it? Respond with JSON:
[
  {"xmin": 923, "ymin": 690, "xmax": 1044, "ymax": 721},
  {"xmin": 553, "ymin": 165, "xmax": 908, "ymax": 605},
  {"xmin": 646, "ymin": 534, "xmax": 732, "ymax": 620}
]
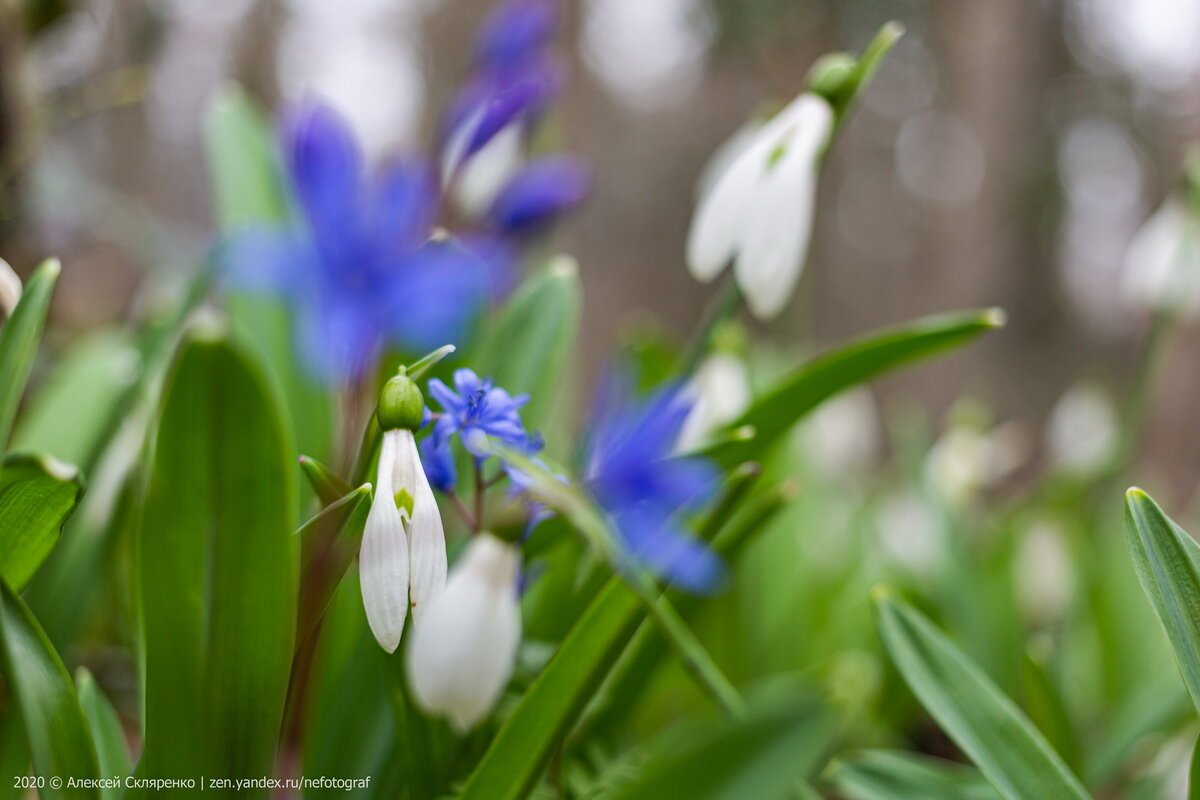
[
  {"xmin": 585, "ymin": 381, "xmax": 724, "ymax": 593},
  {"xmin": 223, "ymin": 101, "xmax": 492, "ymax": 383},
  {"xmin": 441, "ymin": 0, "xmax": 589, "ymax": 235},
  {"xmin": 420, "ymin": 368, "xmax": 542, "ymax": 492}
]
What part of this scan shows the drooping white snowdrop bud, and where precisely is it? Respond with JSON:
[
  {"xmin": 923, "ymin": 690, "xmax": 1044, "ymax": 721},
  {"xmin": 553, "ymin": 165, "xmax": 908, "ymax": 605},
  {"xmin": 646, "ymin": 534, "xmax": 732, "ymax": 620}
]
[
  {"xmin": 875, "ymin": 490, "xmax": 945, "ymax": 577},
  {"xmin": 677, "ymin": 352, "xmax": 751, "ymax": 452},
  {"xmin": 1120, "ymin": 197, "xmax": 1200, "ymax": 319},
  {"xmin": 0, "ymin": 258, "xmax": 22, "ymax": 318},
  {"xmin": 406, "ymin": 532, "xmax": 522, "ymax": 731},
  {"xmin": 1044, "ymin": 381, "xmax": 1117, "ymax": 478},
  {"xmin": 361, "ymin": 372, "xmax": 447, "ymax": 653},
  {"xmin": 687, "ymin": 93, "xmax": 834, "ymax": 320},
  {"xmin": 802, "ymin": 388, "xmax": 880, "ymax": 478},
  {"xmin": 452, "ymin": 124, "xmax": 524, "ymax": 219},
  {"xmin": 926, "ymin": 413, "xmax": 1029, "ymax": 508},
  {"xmin": 1013, "ymin": 519, "xmax": 1076, "ymax": 627}
]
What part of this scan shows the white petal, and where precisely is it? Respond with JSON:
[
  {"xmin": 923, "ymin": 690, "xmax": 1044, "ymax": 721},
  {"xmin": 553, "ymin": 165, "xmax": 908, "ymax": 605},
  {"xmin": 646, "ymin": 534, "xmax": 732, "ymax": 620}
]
[
  {"xmin": 393, "ymin": 429, "xmax": 447, "ymax": 626},
  {"xmin": 360, "ymin": 431, "xmax": 410, "ymax": 652},
  {"xmin": 406, "ymin": 533, "xmax": 521, "ymax": 731},
  {"xmin": 677, "ymin": 353, "xmax": 751, "ymax": 452},
  {"xmin": 0, "ymin": 258, "xmax": 22, "ymax": 318},
  {"xmin": 734, "ymin": 94, "xmax": 832, "ymax": 320},
  {"xmin": 453, "ymin": 123, "xmax": 525, "ymax": 219},
  {"xmin": 686, "ymin": 132, "xmax": 772, "ymax": 283},
  {"xmin": 1121, "ymin": 198, "xmax": 1200, "ymax": 318}
]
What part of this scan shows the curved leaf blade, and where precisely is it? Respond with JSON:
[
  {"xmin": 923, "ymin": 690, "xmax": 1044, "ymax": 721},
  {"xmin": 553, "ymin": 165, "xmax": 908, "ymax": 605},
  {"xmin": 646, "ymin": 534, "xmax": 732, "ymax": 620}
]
[
  {"xmin": 475, "ymin": 256, "xmax": 582, "ymax": 429},
  {"xmin": 75, "ymin": 668, "xmax": 131, "ymax": 799},
  {"xmin": 1124, "ymin": 488, "xmax": 1200, "ymax": 714},
  {"xmin": 0, "ymin": 579, "xmax": 99, "ymax": 799},
  {"xmin": 137, "ymin": 324, "xmax": 297, "ymax": 796},
  {"xmin": 0, "ymin": 454, "xmax": 84, "ymax": 590},
  {"xmin": 609, "ymin": 701, "xmax": 831, "ymax": 800},
  {"xmin": 709, "ymin": 308, "xmax": 1003, "ymax": 468},
  {"xmin": 0, "ymin": 259, "xmax": 60, "ymax": 451},
  {"xmin": 825, "ymin": 750, "xmax": 1002, "ymax": 800},
  {"xmin": 872, "ymin": 589, "xmax": 1088, "ymax": 800}
]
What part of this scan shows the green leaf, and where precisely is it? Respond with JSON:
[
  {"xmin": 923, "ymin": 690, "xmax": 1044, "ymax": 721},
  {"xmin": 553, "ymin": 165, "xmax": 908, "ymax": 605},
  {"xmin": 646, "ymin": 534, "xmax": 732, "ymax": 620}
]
[
  {"xmin": 0, "ymin": 579, "xmax": 99, "ymax": 799},
  {"xmin": 0, "ymin": 454, "xmax": 84, "ymax": 590},
  {"xmin": 824, "ymin": 750, "xmax": 1002, "ymax": 800},
  {"xmin": 1190, "ymin": 732, "xmax": 1200, "ymax": 800},
  {"xmin": 204, "ymin": 84, "xmax": 288, "ymax": 228},
  {"xmin": 296, "ymin": 485, "xmax": 371, "ymax": 647},
  {"xmin": 707, "ymin": 309, "xmax": 1003, "ymax": 468},
  {"xmin": 475, "ymin": 256, "xmax": 582, "ymax": 428},
  {"xmin": 1124, "ymin": 488, "xmax": 1200, "ymax": 715},
  {"xmin": 10, "ymin": 330, "xmax": 138, "ymax": 468},
  {"xmin": 136, "ymin": 323, "xmax": 297, "ymax": 796},
  {"xmin": 872, "ymin": 589, "xmax": 1088, "ymax": 800},
  {"xmin": 607, "ymin": 700, "xmax": 830, "ymax": 800},
  {"xmin": 0, "ymin": 259, "xmax": 60, "ymax": 451},
  {"xmin": 75, "ymin": 668, "xmax": 131, "ymax": 799}
]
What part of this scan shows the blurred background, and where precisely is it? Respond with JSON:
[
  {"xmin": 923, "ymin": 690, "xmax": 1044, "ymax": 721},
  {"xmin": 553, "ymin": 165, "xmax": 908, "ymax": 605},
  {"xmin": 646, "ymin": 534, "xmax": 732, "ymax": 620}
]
[{"xmin": 1, "ymin": 0, "xmax": 1199, "ymax": 498}]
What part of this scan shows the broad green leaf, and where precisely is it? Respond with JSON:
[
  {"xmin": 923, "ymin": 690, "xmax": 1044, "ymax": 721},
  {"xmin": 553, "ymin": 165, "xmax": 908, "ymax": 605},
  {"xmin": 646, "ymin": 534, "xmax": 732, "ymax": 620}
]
[
  {"xmin": 708, "ymin": 309, "xmax": 1003, "ymax": 468},
  {"xmin": 825, "ymin": 750, "xmax": 1002, "ymax": 800},
  {"xmin": 475, "ymin": 256, "xmax": 582, "ymax": 428},
  {"xmin": 204, "ymin": 84, "xmax": 333, "ymax": 470},
  {"xmin": 0, "ymin": 454, "xmax": 84, "ymax": 590},
  {"xmin": 75, "ymin": 668, "xmax": 131, "ymax": 799},
  {"xmin": 1190, "ymin": 732, "xmax": 1200, "ymax": 800},
  {"xmin": 0, "ymin": 579, "xmax": 99, "ymax": 798},
  {"xmin": 460, "ymin": 475, "xmax": 788, "ymax": 800},
  {"xmin": 10, "ymin": 330, "xmax": 138, "ymax": 467},
  {"xmin": 204, "ymin": 84, "xmax": 288, "ymax": 228},
  {"xmin": 606, "ymin": 701, "xmax": 830, "ymax": 800},
  {"xmin": 0, "ymin": 702, "xmax": 28, "ymax": 800},
  {"xmin": 0, "ymin": 259, "xmax": 59, "ymax": 451},
  {"xmin": 1124, "ymin": 488, "xmax": 1200, "ymax": 715},
  {"xmin": 137, "ymin": 324, "xmax": 297, "ymax": 797},
  {"xmin": 296, "ymin": 485, "xmax": 371, "ymax": 647},
  {"xmin": 873, "ymin": 589, "xmax": 1088, "ymax": 800}
]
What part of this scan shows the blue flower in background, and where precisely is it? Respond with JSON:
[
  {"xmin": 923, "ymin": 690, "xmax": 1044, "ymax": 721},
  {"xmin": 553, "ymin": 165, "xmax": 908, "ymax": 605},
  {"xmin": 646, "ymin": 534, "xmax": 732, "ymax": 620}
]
[
  {"xmin": 223, "ymin": 102, "xmax": 493, "ymax": 383},
  {"xmin": 442, "ymin": 0, "xmax": 589, "ymax": 235},
  {"xmin": 421, "ymin": 368, "xmax": 542, "ymax": 492},
  {"xmin": 585, "ymin": 381, "xmax": 724, "ymax": 593}
]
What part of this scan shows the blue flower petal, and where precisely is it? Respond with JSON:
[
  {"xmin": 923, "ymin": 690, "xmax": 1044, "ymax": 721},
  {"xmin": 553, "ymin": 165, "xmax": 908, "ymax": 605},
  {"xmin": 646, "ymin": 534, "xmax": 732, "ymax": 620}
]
[
  {"xmin": 420, "ymin": 434, "xmax": 458, "ymax": 493},
  {"xmin": 370, "ymin": 159, "xmax": 438, "ymax": 257},
  {"xmin": 489, "ymin": 157, "xmax": 590, "ymax": 234},
  {"xmin": 281, "ymin": 102, "xmax": 363, "ymax": 254},
  {"xmin": 383, "ymin": 238, "xmax": 491, "ymax": 352},
  {"xmin": 474, "ymin": 0, "xmax": 557, "ymax": 72}
]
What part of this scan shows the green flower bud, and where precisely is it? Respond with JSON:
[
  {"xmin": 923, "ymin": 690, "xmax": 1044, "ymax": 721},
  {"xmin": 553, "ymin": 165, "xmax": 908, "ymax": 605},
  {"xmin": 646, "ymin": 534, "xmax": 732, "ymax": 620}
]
[
  {"xmin": 378, "ymin": 371, "xmax": 424, "ymax": 431},
  {"xmin": 807, "ymin": 53, "xmax": 856, "ymax": 104}
]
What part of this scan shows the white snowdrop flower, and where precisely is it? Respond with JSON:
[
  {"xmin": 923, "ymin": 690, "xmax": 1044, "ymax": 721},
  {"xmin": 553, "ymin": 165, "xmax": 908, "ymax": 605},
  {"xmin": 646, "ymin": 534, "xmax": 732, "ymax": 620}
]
[
  {"xmin": 0, "ymin": 258, "xmax": 22, "ymax": 317},
  {"xmin": 677, "ymin": 352, "xmax": 751, "ymax": 451},
  {"xmin": 361, "ymin": 373, "xmax": 447, "ymax": 653},
  {"xmin": 1120, "ymin": 197, "xmax": 1200, "ymax": 318},
  {"xmin": 926, "ymin": 419, "xmax": 1029, "ymax": 508},
  {"xmin": 687, "ymin": 92, "xmax": 834, "ymax": 320},
  {"xmin": 1044, "ymin": 381, "xmax": 1117, "ymax": 477},
  {"xmin": 803, "ymin": 388, "xmax": 879, "ymax": 477},
  {"xmin": 875, "ymin": 490, "xmax": 945, "ymax": 576},
  {"xmin": 407, "ymin": 532, "xmax": 522, "ymax": 731},
  {"xmin": 450, "ymin": 123, "xmax": 524, "ymax": 219},
  {"xmin": 1013, "ymin": 520, "xmax": 1076, "ymax": 626}
]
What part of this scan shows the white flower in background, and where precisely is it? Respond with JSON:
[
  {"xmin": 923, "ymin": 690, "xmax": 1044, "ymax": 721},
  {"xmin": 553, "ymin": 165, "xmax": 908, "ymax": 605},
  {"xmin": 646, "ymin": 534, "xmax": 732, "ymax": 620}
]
[
  {"xmin": 361, "ymin": 374, "xmax": 447, "ymax": 653},
  {"xmin": 1120, "ymin": 197, "xmax": 1200, "ymax": 318},
  {"xmin": 0, "ymin": 258, "xmax": 22, "ymax": 317},
  {"xmin": 445, "ymin": 120, "xmax": 524, "ymax": 219},
  {"xmin": 1044, "ymin": 381, "xmax": 1118, "ymax": 477},
  {"xmin": 1013, "ymin": 520, "xmax": 1075, "ymax": 626},
  {"xmin": 926, "ymin": 418, "xmax": 1030, "ymax": 508},
  {"xmin": 875, "ymin": 490, "xmax": 945, "ymax": 576},
  {"xmin": 802, "ymin": 388, "xmax": 880, "ymax": 477},
  {"xmin": 687, "ymin": 92, "xmax": 834, "ymax": 320},
  {"xmin": 677, "ymin": 352, "xmax": 751, "ymax": 451},
  {"xmin": 407, "ymin": 532, "xmax": 522, "ymax": 731}
]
